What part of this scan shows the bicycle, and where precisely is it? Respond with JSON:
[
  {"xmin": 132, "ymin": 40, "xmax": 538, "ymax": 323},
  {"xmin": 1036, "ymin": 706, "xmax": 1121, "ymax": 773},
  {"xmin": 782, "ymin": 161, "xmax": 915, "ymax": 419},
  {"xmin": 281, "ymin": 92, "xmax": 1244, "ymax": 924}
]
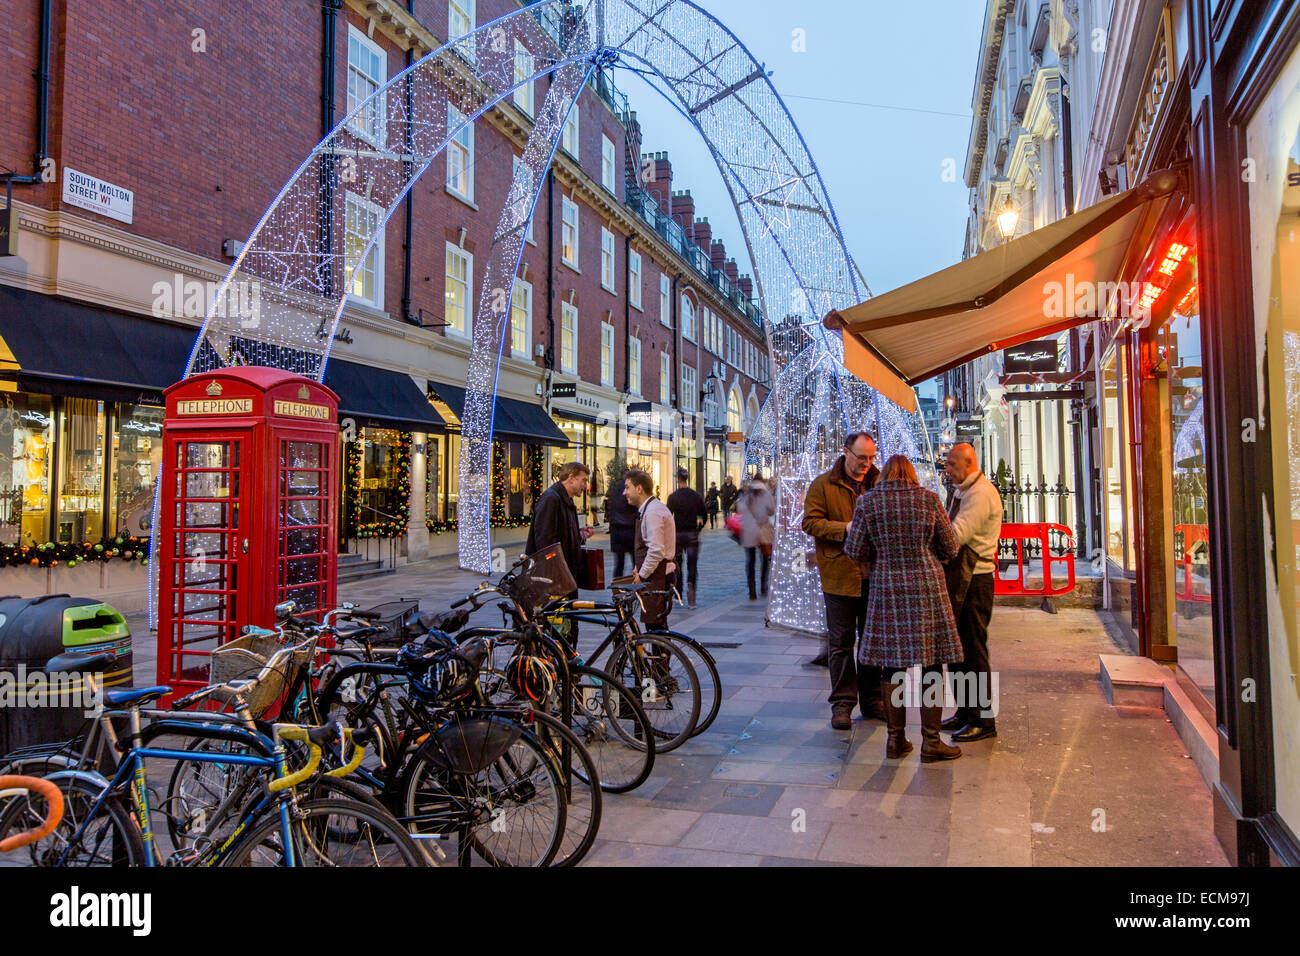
[
  {"xmin": 0, "ymin": 775, "xmax": 65, "ymax": 861},
  {"xmin": 0, "ymin": 647, "xmax": 425, "ymax": 867}
]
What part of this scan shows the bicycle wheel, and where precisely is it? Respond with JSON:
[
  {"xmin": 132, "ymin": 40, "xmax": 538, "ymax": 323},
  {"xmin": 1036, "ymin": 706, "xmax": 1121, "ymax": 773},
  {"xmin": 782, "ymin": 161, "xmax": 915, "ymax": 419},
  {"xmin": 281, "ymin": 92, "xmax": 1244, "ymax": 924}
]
[
  {"xmin": 523, "ymin": 710, "xmax": 601, "ymax": 867},
  {"xmin": 219, "ymin": 797, "xmax": 426, "ymax": 867},
  {"xmin": 0, "ymin": 776, "xmax": 144, "ymax": 867},
  {"xmin": 164, "ymin": 736, "xmax": 266, "ymax": 852},
  {"xmin": 605, "ymin": 635, "xmax": 701, "ymax": 753},
  {"xmin": 565, "ymin": 664, "xmax": 655, "ymax": 793},
  {"xmin": 644, "ymin": 631, "xmax": 723, "ymax": 737},
  {"xmin": 401, "ymin": 726, "xmax": 566, "ymax": 867}
]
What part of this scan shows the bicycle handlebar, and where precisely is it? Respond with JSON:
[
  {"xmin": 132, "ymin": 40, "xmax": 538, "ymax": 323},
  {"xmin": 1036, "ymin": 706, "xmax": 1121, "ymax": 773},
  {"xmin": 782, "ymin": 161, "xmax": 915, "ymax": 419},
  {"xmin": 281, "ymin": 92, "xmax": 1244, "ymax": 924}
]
[{"xmin": 0, "ymin": 776, "xmax": 65, "ymax": 852}]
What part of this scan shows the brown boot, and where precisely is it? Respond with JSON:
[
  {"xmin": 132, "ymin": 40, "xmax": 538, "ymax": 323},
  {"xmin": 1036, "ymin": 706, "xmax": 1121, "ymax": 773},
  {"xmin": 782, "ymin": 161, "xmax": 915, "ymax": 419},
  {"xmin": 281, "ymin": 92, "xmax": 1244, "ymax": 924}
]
[
  {"xmin": 880, "ymin": 680, "xmax": 912, "ymax": 759},
  {"xmin": 920, "ymin": 703, "xmax": 962, "ymax": 762}
]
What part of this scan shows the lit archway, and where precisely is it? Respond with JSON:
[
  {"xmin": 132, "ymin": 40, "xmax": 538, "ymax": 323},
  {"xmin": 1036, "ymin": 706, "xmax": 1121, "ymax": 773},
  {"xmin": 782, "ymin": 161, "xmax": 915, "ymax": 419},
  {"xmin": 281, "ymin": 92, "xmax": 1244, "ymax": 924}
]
[{"xmin": 173, "ymin": 0, "xmax": 934, "ymax": 632}]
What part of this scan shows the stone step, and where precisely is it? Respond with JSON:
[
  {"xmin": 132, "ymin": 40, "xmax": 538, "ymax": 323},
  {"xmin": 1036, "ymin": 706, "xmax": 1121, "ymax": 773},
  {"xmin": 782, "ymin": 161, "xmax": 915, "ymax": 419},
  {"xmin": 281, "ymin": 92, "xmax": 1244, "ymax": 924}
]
[{"xmin": 337, "ymin": 554, "xmax": 391, "ymax": 583}]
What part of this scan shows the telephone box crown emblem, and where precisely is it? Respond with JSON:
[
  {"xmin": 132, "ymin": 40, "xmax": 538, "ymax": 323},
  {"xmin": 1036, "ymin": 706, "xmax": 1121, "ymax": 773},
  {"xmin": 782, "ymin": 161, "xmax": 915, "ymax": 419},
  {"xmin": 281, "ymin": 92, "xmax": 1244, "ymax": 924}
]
[
  {"xmin": 298, "ymin": 385, "xmax": 310, "ymax": 400},
  {"xmin": 206, "ymin": 380, "xmax": 223, "ymax": 396}
]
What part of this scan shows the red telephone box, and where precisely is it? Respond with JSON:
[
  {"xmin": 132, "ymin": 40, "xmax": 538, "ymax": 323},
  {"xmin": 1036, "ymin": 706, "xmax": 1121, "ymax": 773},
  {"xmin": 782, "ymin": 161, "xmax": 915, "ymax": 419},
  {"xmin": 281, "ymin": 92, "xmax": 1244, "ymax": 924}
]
[{"xmin": 156, "ymin": 367, "xmax": 339, "ymax": 694}]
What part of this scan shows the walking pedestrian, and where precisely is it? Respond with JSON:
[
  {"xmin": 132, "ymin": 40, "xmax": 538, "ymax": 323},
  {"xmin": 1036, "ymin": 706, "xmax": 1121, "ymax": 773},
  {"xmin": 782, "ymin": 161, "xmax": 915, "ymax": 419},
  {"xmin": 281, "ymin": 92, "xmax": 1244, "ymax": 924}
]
[
  {"xmin": 667, "ymin": 467, "xmax": 707, "ymax": 608},
  {"xmin": 704, "ymin": 482, "xmax": 720, "ymax": 529},
  {"xmin": 940, "ymin": 443, "xmax": 1004, "ymax": 742},
  {"xmin": 624, "ymin": 468, "xmax": 676, "ymax": 630},
  {"xmin": 844, "ymin": 454, "xmax": 963, "ymax": 761},
  {"xmin": 720, "ymin": 475, "xmax": 738, "ymax": 516},
  {"xmin": 603, "ymin": 469, "xmax": 637, "ymax": 579},
  {"xmin": 737, "ymin": 474, "xmax": 775, "ymax": 600},
  {"xmin": 526, "ymin": 461, "xmax": 596, "ymax": 643},
  {"xmin": 801, "ymin": 431, "xmax": 884, "ymax": 728}
]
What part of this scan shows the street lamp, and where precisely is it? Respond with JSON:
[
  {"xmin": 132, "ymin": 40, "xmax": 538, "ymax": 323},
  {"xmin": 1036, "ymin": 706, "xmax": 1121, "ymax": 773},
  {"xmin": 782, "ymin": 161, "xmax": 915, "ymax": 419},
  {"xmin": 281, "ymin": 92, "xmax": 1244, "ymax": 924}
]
[{"xmin": 996, "ymin": 195, "xmax": 1021, "ymax": 241}]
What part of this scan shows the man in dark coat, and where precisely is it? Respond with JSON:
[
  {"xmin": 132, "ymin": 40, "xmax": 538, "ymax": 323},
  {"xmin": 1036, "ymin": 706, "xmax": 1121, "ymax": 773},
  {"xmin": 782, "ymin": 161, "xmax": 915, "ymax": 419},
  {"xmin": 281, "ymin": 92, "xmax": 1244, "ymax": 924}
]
[
  {"xmin": 667, "ymin": 467, "xmax": 707, "ymax": 608},
  {"xmin": 801, "ymin": 431, "xmax": 883, "ymax": 730},
  {"xmin": 720, "ymin": 475, "xmax": 738, "ymax": 515},
  {"xmin": 704, "ymin": 482, "xmax": 720, "ymax": 528},
  {"xmin": 603, "ymin": 470, "xmax": 637, "ymax": 578},
  {"xmin": 526, "ymin": 462, "xmax": 594, "ymax": 642}
]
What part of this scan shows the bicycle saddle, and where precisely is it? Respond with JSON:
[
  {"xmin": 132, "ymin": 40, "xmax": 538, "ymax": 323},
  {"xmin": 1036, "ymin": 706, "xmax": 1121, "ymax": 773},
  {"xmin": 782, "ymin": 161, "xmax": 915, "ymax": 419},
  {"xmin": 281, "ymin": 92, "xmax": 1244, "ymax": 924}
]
[{"xmin": 104, "ymin": 686, "xmax": 170, "ymax": 708}]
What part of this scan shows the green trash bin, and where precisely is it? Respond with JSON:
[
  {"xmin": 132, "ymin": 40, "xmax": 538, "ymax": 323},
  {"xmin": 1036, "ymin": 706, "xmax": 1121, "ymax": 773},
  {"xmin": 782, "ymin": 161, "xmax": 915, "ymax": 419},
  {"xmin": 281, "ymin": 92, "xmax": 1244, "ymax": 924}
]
[{"xmin": 0, "ymin": 594, "xmax": 132, "ymax": 755}]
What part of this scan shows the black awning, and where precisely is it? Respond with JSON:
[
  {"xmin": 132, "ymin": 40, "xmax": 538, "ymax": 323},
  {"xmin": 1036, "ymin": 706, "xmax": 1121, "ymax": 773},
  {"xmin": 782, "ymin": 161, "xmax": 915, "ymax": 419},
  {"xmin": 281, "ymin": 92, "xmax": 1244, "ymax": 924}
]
[
  {"xmin": 0, "ymin": 284, "xmax": 193, "ymax": 404},
  {"xmin": 496, "ymin": 395, "xmax": 569, "ymax": 446},
  {"xmin": 323, "ymin": 360, "xmax": 446, "ymax": 432},
  {"xmin": 427, "ymin": 382, "xmax": 568, "ymax": 446}
]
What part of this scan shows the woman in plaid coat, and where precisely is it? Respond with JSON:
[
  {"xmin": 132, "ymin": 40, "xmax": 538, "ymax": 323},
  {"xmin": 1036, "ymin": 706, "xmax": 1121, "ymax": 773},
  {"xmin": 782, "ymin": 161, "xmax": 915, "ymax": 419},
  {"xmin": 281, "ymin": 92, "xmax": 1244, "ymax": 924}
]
[{"xmin": 844, "ymin": 454, "xmax": 963, "ymax": 762}]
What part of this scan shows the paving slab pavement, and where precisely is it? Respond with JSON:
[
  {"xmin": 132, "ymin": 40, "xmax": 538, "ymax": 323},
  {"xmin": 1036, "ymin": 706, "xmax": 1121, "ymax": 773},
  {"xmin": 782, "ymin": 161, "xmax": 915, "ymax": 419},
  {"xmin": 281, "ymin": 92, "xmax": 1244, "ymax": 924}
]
[{"xmin": 124, "ymin": 525, "xmax": 1228, "ymax": 866}]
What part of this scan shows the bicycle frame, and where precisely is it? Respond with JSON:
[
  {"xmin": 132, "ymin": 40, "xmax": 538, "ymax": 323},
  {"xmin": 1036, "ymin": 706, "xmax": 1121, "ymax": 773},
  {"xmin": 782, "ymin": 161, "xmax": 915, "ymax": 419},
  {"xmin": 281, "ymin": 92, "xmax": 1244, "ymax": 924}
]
[{"xmin": 55, "ymin": 717, "xmax": 296, "ymax": 868}]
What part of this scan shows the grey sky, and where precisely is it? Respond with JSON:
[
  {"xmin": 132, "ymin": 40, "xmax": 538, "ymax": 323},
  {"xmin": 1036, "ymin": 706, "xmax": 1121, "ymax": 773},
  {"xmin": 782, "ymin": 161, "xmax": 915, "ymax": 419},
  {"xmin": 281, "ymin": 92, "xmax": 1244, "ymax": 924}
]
[{"xmin": 613, "ymin": 0, "xmax": 985, "ymax": 307}]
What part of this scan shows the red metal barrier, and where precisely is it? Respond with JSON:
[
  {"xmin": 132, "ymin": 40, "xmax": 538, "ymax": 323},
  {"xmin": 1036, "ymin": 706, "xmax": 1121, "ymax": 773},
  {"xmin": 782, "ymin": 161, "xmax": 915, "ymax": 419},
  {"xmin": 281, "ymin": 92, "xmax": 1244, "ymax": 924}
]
[
  {"xmin": 993, "ymin": 522, "xmax": 1076, "ymax": 597},
  {"xmin": 1174, "ymin": 524, "xmax": 1211, "ymax": 603}
]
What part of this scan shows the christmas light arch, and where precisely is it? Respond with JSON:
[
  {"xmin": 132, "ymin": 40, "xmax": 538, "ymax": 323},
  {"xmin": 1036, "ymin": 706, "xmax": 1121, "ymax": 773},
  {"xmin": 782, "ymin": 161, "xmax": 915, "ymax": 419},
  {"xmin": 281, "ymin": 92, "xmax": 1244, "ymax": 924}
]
[{"xmin": 169, "ymin": 0, "xmax": 936, "ymax": 633}]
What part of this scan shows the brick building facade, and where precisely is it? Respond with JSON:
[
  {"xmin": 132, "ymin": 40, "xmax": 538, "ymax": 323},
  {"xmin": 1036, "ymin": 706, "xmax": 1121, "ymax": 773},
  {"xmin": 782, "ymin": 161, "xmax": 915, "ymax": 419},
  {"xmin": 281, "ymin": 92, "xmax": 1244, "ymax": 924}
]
[{"xmin": 0, "ymin": 0, "xmax": 769, "ymax": 593}]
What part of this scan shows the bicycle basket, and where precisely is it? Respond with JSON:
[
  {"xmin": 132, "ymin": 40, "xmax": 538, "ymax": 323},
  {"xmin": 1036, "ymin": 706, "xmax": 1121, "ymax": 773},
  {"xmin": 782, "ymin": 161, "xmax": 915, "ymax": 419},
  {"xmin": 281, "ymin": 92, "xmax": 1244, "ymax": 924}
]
[
  {"xmin": 207, "ymin": 633, "xmax": 308, "ymax": 717},
  {"xmin": 505, "ymin": 546, "xmax": 578, "ymax": 615},
  {"xmin": 425, "ymin": 715, "xmax": 522, "ymax": 774}
]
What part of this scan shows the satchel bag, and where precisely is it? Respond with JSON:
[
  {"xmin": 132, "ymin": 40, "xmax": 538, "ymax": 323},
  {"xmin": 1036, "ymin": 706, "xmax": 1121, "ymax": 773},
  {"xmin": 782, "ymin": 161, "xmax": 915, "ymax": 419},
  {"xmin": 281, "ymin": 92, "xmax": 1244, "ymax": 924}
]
[
  {"xmin": 944, "ymin": 544, "xmax": 980, "ymax": 615},
  {"xmin": 580, "ymin": 547, "xmax": 606, "ymax": 590},
  {"xmin": 757, "ymin": 521, "xmax": 774, "ymax": 556}
]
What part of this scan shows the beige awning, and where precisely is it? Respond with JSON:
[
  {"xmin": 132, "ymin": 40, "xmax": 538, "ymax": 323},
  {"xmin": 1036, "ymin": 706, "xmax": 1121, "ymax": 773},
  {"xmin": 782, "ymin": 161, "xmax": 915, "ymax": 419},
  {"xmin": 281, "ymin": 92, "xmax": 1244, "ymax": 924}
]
[{"xmin": 827, "ymin": 166, "xmax": 1185, "ymax": 386}]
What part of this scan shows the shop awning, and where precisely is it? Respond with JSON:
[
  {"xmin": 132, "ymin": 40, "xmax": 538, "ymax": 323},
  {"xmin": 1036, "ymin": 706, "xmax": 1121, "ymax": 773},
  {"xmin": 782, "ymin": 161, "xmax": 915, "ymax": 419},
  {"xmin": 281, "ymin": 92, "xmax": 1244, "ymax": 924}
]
[
  {"xmin": 427, "ymin": 383, "xmax": 568, "ymax": 446},
  {"xmin": 826, "ymin": 166, "xmax": 1186, "ymax": 389},
  {"xmin": 0, "ymin": 285, "xmax": 192, "ymax": 403},
  {"xmin": 323, "ymin": 360, "xmax": 446, "ymax": 432}
]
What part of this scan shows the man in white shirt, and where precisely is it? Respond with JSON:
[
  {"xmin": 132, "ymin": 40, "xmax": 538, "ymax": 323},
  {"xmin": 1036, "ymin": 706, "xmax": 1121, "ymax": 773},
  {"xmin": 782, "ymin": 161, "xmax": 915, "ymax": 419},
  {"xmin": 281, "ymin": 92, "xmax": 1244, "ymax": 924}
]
[
  {"xmin": 942, "ymin": 443, "xmax": 1003, "ymax": 742},
  {"xmin": 624, "ymin": 468, "xmax": 676, "ymax": 630}
]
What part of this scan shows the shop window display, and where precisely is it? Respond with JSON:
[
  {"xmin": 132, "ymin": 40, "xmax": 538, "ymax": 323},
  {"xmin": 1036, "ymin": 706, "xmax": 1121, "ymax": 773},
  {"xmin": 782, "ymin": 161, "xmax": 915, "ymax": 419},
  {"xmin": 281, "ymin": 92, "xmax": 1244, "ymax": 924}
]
[
  {"xmin": 113, "ymin": 403, "xmax": 165, "ymax": 537},
  {"xmin": 0, "ymin": 391, "xmax": 53, "ymax": 545},
  {"xmin": 57, "ymin": 398, "xmax": 106, "ymax": 544}
]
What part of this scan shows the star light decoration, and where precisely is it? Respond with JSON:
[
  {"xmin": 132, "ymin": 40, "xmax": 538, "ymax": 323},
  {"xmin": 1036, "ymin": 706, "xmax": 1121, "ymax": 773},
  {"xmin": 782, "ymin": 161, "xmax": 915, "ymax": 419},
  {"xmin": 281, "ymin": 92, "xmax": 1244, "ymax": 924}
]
[{"xmin": 168, "ymin": 0, "xmax": 936, "ymax": 632}]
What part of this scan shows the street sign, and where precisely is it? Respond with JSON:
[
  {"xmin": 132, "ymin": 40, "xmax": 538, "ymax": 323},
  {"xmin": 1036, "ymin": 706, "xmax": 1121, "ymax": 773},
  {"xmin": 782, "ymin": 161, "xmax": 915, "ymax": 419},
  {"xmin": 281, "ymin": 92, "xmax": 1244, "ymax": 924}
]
[
  {"xmin": 62, "ymin": 167, "xmax": 134, "ymax": 224},
  {"xmin": 1002, "ymin": 339, "xmax": 1059, "ymax": 373},
  {"xmin": 551, "ymin": 382, "xmax": 577, "ymax": 398}
]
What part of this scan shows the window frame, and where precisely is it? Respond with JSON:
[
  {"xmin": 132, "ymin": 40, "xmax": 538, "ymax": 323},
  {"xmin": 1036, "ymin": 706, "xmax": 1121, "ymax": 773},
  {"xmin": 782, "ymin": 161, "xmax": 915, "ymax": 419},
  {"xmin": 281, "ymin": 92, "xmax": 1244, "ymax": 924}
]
[
  {"xmin": 560, "ymin": 302, "xmax": 578, "ymax": 374},
  {"xmin": 601, "ymin": 134, "xmax": 617, "ymax": 192},
  {"xmin": 512, "ymin": 39, "xmax": 534, "ymax": 116},
  {"xmin": 681, "ymin": 363, "xmax": 698, "ymax": 412},
  {"xmin": 659, "ymin": 274, "xmax": 671, "ymax": 327},
  {"xmin": 600, "ymin": 321, "xmax": 615, "ymax": 386},
  {"xmin": 562, "ymin": 108, "xmax": 580, "ymax": 158},
  {"xmin": 680, "ymin": 293, "xmax": 696, "ymax": 343},
  {"xmin": 629, "ymin": 249, "xmax": 643, "ymax": 310},
  {"xmin": 346, "ymin": 25, "xmax": 387, "ymax": 149},
  {"xmin": 448, "ymin": 0, "xmax": 476, "ymax": 62},
  {"xmin": 659, "ymin": 351, "xmax": 670, "ymax": 404},
  {"xmin": 561, "ymin": 196, "xmax": 580, "ymax": 270},
  {"xmin": 510, "ymin": 279, "xmax": 532, "ymax": 360},
  {"xmin": 512, "ymin": 155, "xmax": 535, "ymax": 245},
  {"xmin": 446, "ymin": 103, "xmax": 475, "ymax": 204},
  {"xmin": 628, "ymin": 335, "xmax": 642, "ymax": 395},
  {"xmin": 444, "ymin": 241, "xmax": 473, "ymax": 338},
  {"xmin": 344, "ymin": 190, "xmax": 385, "ymax": 309},
  {"xmin": 601, "ymin": 227, "xmax": 616, "ymax": 293}
]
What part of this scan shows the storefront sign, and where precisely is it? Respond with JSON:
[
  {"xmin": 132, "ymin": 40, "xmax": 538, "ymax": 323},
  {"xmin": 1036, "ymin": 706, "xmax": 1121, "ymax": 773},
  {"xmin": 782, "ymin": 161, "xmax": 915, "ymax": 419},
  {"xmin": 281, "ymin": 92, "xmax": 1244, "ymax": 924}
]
[
  {"xmin": 955, "ymin": 417, "xmax": 983, "ymax": 439},
  {"xmin": 62, "ymin": 167, "xmax": 134, "ymax": 224},
  {"xmin": 1002, "ymin": 340, "xmax": 1059, "ymax": 373},
  {"xmin": 551, "ymin": 382, "xmax": 577, "ymax": 398},
  {"xmin": 0, "ymin": 205, "xmax": 17, "ymax": 256},
  {"xmin": 273, "ymin": 400, "xmax": 330, "ymax": 420},
  {"xmin": 176, "ymin": 398, "xmax": 253, "ymax": 416}
]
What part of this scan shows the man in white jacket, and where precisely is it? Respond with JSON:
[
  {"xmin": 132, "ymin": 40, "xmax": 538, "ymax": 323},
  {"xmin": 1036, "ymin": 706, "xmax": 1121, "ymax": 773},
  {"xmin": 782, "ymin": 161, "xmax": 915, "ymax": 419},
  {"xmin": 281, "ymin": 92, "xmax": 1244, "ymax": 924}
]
[{"xmin": 941, "ymin": 443, "xmax": 1003, "ymax": 741}]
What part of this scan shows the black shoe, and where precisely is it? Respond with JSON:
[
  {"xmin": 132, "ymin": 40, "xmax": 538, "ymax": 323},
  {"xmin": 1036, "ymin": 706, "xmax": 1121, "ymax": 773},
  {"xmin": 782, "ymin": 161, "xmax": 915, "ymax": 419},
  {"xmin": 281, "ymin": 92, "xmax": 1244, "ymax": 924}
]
[
  {"xmin": 939, "ymin": 713, "xmax": 968, "ymax": 732},
  {"xmin": 804, "ymin": 653, "xmax": 829, "ymax": 668},
  {"xmin": 951, "ymin": 724, "xmax": 997, "ymax": 743}
]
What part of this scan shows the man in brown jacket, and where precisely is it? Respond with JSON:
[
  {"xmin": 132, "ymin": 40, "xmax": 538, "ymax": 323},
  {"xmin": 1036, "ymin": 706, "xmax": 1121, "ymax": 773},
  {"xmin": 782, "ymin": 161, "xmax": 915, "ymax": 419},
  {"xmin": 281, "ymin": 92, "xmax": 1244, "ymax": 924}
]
[{"xmin": 802, "ymin": 431, "xmax": 883, "ymax": 730}]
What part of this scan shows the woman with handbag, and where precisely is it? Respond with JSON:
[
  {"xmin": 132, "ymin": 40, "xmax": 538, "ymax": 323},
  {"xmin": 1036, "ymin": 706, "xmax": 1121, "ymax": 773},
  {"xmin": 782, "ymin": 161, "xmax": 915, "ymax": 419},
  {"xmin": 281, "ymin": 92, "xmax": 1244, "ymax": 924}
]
[
  {"xmin": 843, "ymin": 454, "xmax": 963, "ymax": 762},
  {"xmin": 738, "ymin": 475, "xmax": 776, "ymax": 600}
]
